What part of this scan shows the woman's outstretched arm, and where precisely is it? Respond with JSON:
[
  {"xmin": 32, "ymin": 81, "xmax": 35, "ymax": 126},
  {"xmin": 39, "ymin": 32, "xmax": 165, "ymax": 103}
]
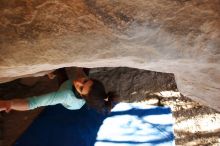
[
  {"xmin": 0, "ymin": 99, "xmax": 29, "ymax": 112},
  {"xmin": 0, "ymin": 89, "xmax": 79, "ymax": 112}
]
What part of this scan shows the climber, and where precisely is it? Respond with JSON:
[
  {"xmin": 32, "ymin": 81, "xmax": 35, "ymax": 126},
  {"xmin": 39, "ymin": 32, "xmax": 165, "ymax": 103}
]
[{"xmin": 0, "ymin": 68, "xmax": 117, "ymax": 114}]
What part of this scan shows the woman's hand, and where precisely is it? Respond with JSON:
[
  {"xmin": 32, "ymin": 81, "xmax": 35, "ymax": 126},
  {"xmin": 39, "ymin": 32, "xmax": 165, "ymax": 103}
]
[
  {"xmin": 0, "ymin": 100, "xmax": 11, "ymax": 113},
  {"xmin": 76, "ymin": 68, "xmax": 89, "ymax": 79},
  {"xmin": 47, "ymin": 72, "xmax": 56, "ymax": 79}
]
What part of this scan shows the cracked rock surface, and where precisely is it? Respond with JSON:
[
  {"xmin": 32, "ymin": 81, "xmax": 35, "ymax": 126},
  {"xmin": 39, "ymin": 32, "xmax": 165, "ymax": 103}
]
[{"xmin": 0, "ymin": 0, "xmax": 220, "ymax": 110}]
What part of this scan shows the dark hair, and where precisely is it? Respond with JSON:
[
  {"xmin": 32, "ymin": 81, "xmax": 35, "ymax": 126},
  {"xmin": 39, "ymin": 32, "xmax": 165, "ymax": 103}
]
[{"xmin": 83, "ymin": 79, "xmax": 117, "ymax": 114}]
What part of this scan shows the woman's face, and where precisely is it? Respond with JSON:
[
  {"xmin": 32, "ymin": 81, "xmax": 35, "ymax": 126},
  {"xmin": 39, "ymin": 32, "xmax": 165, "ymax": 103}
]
[{"xmin": 73, "ymin": 77, "xmax": 93, "ymax": 96}]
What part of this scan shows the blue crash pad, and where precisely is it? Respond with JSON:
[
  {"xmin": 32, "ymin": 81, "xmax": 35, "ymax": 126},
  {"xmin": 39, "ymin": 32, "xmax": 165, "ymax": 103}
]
[{"xmin": 14, "ymin": 102, "xmax": 175, "ymax": 146}]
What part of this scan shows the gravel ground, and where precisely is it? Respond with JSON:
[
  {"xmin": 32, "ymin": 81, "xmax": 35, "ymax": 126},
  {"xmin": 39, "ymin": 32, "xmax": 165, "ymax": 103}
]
[{"xmin": 1, "ymin": 67, "xmax": 220, "ymax": 146}]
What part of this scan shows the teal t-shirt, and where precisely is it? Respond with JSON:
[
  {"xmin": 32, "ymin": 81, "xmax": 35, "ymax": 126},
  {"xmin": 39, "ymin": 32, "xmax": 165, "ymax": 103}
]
[{"xmin": 28, "ymin": 80, "xmax": 86, "ymax": 110}]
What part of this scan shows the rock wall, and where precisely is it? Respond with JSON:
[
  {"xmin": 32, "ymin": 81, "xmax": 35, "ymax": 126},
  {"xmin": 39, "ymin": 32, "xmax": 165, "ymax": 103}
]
[{"xmin": 0, "ymin": 0, "xmax": 220, "ymax": 110}]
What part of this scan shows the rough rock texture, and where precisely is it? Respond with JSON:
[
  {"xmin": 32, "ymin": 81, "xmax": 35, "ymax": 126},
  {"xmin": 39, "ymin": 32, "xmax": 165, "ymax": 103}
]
[{"xmin": 0, "ymin": 0, "xmax": 220, "ymax": 110}]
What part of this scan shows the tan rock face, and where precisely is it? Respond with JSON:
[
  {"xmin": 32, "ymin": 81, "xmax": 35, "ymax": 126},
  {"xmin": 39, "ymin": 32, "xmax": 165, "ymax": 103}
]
[{"xmin": 0, "ymin": 0, "xmax": 220, "ymax": 110}]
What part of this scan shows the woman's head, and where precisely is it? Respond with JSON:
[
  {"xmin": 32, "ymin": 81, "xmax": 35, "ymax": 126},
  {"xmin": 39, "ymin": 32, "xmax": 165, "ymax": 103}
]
[
  {"xmin": 73, "ymin": 77, "xmax": 93, "ymax": 96},
  {"xmin": 73, "ymin": 77, "xmax": 117, "ymax": 113}
]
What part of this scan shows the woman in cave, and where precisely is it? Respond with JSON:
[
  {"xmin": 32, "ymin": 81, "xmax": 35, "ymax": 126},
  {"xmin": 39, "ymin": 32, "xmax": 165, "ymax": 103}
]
[{"xmin": 0, "ymin": 68, "xmax": 117, "ymax": 114}]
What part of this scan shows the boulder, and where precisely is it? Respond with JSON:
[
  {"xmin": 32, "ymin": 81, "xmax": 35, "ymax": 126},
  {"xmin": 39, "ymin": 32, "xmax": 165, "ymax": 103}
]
[{"xmin": 0, "ymin": 0, "xmax": 219, "ymax": 110}]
